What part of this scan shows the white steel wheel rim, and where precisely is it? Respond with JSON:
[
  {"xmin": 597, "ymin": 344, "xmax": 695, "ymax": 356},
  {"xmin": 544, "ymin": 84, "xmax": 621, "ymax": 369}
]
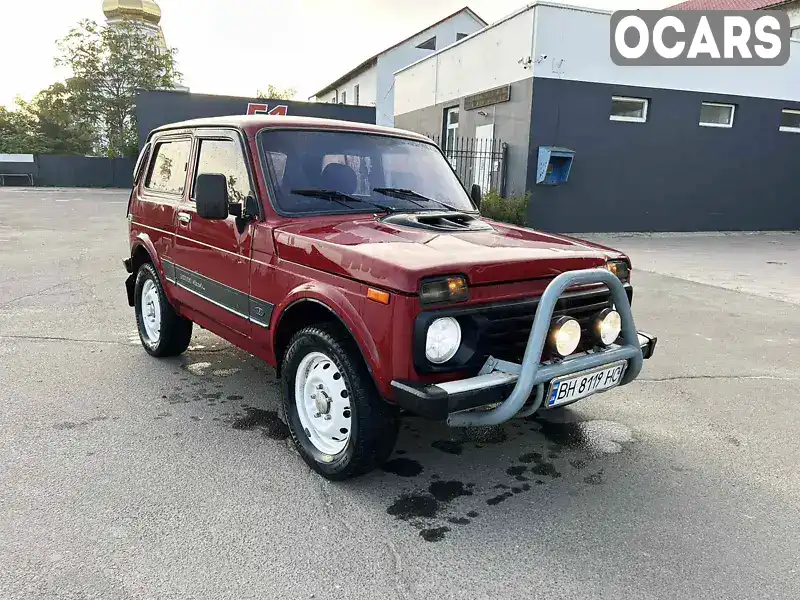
[
  {"xmin": 294, "ymin": 351, "xmax": 352, "ymax": 456},
  {"xmin": 141, "ymin": 279, "xmax": 161, "ymax": 344}
]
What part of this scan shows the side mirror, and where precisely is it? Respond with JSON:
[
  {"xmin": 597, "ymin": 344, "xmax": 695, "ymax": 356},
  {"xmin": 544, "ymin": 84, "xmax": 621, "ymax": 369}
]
[
  {"xmin": 195, "ymin": 173, "xmax": 229, "ymax": 219},
  {"xmin": 470, "ymin": 184, "xmax": 482, "ymax": 210}
]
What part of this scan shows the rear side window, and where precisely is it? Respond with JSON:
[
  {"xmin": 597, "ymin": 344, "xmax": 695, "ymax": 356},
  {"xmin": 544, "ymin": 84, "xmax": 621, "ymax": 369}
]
[
  {"xmin": 193, "ymin": 139, "xmax": 252, "ymax": 203},
  {"xmin": 132, "ymin": 142, "xmax": 152, "ymax": 186},
  {"xmin": 145, "ymin": 139, "xmax": 191, "ymax": 195}
]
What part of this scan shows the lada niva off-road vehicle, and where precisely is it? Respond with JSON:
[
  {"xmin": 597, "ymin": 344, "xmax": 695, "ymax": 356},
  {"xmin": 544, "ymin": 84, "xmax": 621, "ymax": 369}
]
[{"xmin": 124, "ymin": 115, "xmax": 657, "ymax": 480}]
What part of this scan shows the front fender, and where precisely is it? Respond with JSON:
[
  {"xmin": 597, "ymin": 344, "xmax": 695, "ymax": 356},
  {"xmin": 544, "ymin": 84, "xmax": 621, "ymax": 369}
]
[{"xmin": 272, "ymin": 282, "xmax": 388, "ymax": 395}]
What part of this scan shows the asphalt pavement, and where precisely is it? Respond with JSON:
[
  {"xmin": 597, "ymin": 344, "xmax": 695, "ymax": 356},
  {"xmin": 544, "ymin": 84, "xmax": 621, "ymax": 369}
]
[{"xmin": 1, "ymin": 188, "xmax": 798, "ymax": 600}]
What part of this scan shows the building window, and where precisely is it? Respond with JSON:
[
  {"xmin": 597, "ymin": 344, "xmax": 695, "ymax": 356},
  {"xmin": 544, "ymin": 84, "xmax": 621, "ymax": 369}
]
[
  {"xmin": 699, "ymin": 102, "xmax": 735, "ymax": 128},
  {"xmin": 416, "ymin": 36, "xmax": 436, "ymax": 51},
  {"xmin": 444, "ymin": 106, "xmax": 459, "ymax": 158},
  {"xmin": 609, "ymin": 96, "xmax": 648, "ymax": 123},
  {"xmin": 779, "ymin": 108, "xmax": 800, "ymax": 132},
  {"xmin": 341, "ymin": 90, "xmax": 346, "ymax": 105},
  {"xmin": 456, "ymin": 32, "xmax": 468, "ymax": 41},
  {"xmin": 354, "ymin": 84, "xmax": 360, "ymax": 105},
  {"xmin": 330, "ymin": 92, "xmax": 337, "ymax": 104}
]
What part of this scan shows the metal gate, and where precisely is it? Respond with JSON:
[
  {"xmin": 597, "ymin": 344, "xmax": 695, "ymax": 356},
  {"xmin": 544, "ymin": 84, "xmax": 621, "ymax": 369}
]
[{"xmin": 428, "ymin": 134, "xmax": 508, "ymax": 196}]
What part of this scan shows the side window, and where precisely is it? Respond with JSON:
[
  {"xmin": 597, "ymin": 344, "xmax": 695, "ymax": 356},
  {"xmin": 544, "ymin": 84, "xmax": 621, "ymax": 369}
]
[
  {"xmin": 133, "ymin": 142, "xmax": 152, "ymax": 186},
  {"xmin": 194, "ymin": 139, "xmax": 252, "ymax": 204},
  {"xmin": 144, "ymin": 139, "xmax": 191, "ymax": 194}
]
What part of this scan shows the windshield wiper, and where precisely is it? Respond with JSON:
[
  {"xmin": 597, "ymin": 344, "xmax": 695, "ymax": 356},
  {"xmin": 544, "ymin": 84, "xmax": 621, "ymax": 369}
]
[
  {"xmin": 372, "ymin": 188, "xmax": 461, "ymax": 213},
  {"xmin": 290, "ymin": 189, "xmax": 398, "ymax": 214}
]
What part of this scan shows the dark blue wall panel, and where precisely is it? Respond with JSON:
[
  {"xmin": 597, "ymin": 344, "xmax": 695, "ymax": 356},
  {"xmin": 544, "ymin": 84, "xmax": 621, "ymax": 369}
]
[
  {"xmin": 527, "ymin": 78, "xmax": 800, "ymax": 232},
  {"xmin": 36, "ymin": 156, "xmax": 134, "ymax": 188},
  {"xmin": 136, "ymin": 90, "xmax": 377, "ymax": 150}
]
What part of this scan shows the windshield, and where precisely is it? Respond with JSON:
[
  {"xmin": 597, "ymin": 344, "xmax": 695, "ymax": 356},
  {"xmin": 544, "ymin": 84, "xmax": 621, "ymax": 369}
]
[{"xmin": 257, "ymin": 129, "xmax": 476, "ymax": 215}]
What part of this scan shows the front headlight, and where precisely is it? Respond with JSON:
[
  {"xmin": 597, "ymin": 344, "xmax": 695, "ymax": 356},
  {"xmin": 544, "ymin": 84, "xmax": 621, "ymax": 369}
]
[
  {"xmin": 549, "ymin": 316, "xmax": 581, "ymax": 357},
  {"xmin": 425, "ymin": 317, "xmax": 462, "ymax": 364},
  {"xmin": 606, "ymin": 260, "xmax": 630, "ymax": 282}
]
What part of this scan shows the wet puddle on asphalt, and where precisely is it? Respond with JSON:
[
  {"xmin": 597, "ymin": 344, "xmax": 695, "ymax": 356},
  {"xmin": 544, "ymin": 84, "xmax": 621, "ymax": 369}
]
[
  {"xmin": 382, "ymin": 416, "xmax": 638, "ymax": 542},
  {"xmin": 102, "ymin": 343, "xmax": 639, "ymax": 545},
  {"xmin": 230, "ymin": 407, "xmax": 290, "ymax": 440},
  {"xmin": 127, "ymin": 343, "xmax": 291, "ymax": 440}
]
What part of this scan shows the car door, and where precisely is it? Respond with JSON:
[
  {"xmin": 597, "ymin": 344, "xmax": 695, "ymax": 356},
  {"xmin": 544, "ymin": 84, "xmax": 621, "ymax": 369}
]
[{"xmin": 170, "ymin": 129, "xmax": 255, "ymax": 337}]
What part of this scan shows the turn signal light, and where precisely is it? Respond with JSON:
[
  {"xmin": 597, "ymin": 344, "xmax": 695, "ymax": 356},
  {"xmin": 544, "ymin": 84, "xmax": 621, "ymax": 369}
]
[
  {"xmin": 420, "ymin": 275, "xmax": 468, "ymax": 306},
  {"xmin": 606, "ymin": 260, "xmax": 630, "ymax": 282},
  {"xmin": 367, "ymin": 288, "xmax": 390, "ymax": 305}
]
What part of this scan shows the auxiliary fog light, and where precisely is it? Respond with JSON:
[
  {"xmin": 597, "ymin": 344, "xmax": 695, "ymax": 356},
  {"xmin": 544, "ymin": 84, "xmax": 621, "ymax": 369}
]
[
  {"xmin": 549, "ymin": 317, "xmax": 581, "ymax": 357},
  {"xmin": 425, "ymin": 317, "xmax": 462, "ymax": 364},
  {"xmin": 594, "ymin": 308, "xmax": 622, "ymax": 346}
]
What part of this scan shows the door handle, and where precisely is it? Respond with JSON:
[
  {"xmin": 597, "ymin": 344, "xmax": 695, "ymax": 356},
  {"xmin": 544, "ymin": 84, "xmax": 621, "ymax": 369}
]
[{"xmin": 177, "ymin": 212, "xmax": 191, "ymax": 225}]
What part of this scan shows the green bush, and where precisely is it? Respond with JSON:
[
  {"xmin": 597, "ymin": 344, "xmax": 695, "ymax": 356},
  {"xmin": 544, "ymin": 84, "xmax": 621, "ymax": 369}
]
[{"xmin": 479, "ymin": 190, "xmax": 530, "ymax": 226}]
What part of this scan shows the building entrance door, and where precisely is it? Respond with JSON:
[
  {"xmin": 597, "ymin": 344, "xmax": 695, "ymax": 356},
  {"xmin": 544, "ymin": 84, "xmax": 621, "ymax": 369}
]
[{"xmin": 473, "ymin": 124, "xmax": 495, "ymax": 191}]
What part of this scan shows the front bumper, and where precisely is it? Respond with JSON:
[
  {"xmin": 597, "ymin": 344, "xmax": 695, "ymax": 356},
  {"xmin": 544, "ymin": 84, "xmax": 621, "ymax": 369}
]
[
  {"xmin": 390, "ymin": 268, "xmax": 656, "ymax": 426},
  {"xmin": 392, "ymin": 332, "xmax": 656, "ymax": 421}
]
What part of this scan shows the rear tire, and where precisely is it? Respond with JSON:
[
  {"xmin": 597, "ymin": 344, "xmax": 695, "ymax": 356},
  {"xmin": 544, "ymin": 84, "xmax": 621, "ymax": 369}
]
[
  {"xmin": 134, "ymin": 262, "xmax": 193, "ymax": 357},
  {"xmin": 282, "ymin": 323, "xmax": 398, "ymax": 480}
]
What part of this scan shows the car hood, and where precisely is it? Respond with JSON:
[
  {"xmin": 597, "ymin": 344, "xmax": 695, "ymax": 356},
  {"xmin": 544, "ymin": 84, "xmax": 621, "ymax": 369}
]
[{"xmin": 273, "ymin": 215, "xmax": 619, "ymax": 294}]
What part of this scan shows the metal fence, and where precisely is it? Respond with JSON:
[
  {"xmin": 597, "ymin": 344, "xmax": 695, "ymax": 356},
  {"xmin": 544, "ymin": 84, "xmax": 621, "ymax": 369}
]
[
  {"xmin": 427, "ymin": 134, "xmax": 508, "ymax": 196},
  {"xmin": 0, "ymin": 155, "xmax": 134, "ymax": 188}
]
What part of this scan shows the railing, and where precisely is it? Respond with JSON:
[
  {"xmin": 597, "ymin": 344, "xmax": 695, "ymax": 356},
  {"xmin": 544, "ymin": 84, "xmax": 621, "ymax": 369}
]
[{"xmin": 427, "ymin": 134, "xmax": 508, "ymax": 196}]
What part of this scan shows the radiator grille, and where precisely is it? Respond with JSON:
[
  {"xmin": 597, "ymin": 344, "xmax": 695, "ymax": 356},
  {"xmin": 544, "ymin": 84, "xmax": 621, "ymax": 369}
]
[{"xmin": 482, "ymin": 288, "xmax": 615, "ymax": 363}]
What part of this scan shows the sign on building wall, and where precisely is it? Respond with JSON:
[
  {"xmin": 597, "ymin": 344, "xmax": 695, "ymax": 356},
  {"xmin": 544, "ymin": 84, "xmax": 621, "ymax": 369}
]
[
  {"xmin": 464, "ymin": 85, "xmax": 512, "ymax": 111},
  {"xmin": 246, "ymin": 103, "xmax": 289, "ymax": 116}
]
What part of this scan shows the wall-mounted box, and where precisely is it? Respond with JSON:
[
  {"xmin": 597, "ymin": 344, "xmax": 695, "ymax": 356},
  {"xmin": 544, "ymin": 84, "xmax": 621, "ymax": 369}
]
[{"xmin": 536, "ymin": 146, "xmax": 575, "ymax": 185}]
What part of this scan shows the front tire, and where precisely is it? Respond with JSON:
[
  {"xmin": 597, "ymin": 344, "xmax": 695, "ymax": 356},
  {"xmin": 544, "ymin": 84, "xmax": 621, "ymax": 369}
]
[
  {"xmin": 134, "ymin": 262, "xmax": 193, "ymax": 357},
  {"xmin": 282, "ymin": 324, "xmax": 399, "ymax": 480}
]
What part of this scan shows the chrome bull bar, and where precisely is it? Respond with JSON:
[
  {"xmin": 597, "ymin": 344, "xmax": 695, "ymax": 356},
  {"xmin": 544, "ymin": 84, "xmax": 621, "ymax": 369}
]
[{"xmin": 446, "ymin": 268, "xmax": 644, "ymax": 427}]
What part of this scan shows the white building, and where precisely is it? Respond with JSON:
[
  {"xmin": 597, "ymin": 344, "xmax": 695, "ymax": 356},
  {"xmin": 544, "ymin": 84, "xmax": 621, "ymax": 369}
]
[
  {"xmin": 393, "ymin": 1, "xmax": 800, "ymax": 232},
  {"xmin": 310, "ymin": 7, "xmax": 486, "ymax": 126}
]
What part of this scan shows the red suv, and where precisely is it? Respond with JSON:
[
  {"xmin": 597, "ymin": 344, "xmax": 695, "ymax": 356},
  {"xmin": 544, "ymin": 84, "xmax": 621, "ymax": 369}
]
[{"xmin": 124, "ymin": 115, "xmax": 656, "ymax": 480}]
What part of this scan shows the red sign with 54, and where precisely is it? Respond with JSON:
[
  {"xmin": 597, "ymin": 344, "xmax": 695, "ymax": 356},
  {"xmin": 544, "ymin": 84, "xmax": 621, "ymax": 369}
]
[{"xmin": 247, "ymin": 103, "xmax": 288, "ymax": 116}]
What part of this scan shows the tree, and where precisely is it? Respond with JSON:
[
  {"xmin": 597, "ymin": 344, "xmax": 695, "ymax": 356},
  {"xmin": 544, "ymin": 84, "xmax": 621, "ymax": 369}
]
[
  {"xmin": 257, "ymin": 84, "xmax": 297, "ymax": 100},
  {"xmin": 0, "ymin": 83, "xmax": 95, "ymax": 155},
  {"xmin": 0, "ymin": 105, "xmax": 41, "ymax": 154},
  {"xmin": 15, "ymin": 83, "xmax": 95, "ymax": 155},
  {"xmin": 55, "ymin": 19, "xmax": 182, "ymax": 158}
]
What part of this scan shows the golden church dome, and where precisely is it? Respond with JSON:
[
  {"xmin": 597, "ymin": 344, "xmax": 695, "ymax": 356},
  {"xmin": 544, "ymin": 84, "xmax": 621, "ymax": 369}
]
[{"xmin": 102, "ymin": 0, "xmax": 162, "ymax": 25}]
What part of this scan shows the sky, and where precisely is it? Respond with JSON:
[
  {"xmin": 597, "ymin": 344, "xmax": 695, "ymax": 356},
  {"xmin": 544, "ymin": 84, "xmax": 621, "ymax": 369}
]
[{"xmin": 0, "ymin": 0, "xmax": 672, "ymax": 108}]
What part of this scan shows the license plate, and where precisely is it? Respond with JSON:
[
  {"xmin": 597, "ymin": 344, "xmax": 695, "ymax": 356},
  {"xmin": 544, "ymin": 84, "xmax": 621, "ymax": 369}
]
[{"xmin": 546, "ymin": 361, "xmax": 627, "ymax": 408}]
